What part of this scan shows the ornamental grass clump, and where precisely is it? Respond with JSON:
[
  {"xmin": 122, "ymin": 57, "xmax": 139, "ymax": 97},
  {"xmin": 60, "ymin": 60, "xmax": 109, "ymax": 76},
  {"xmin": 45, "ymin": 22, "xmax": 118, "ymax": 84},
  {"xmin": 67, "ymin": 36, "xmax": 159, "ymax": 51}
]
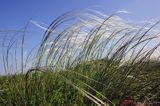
[{"xmin": 0, "ymin": 10, "xmax": 160, "ymax": 105}]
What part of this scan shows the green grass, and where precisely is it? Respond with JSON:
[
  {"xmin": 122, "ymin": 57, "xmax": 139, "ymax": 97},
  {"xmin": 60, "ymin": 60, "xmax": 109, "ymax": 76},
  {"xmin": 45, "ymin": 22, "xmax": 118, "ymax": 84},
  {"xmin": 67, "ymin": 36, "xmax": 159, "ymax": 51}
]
[{"xmin": 0, "ymin": 10, "xmax": 160, "ymax": 105}]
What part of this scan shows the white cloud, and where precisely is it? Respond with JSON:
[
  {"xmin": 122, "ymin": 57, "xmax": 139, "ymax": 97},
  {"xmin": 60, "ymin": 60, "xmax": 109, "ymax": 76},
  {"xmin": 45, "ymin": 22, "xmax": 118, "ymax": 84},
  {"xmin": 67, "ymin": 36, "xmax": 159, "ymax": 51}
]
[
  {"xmin": 117, "ymin": 9, "xmax": 132, "ymax": 14},
  {"xmin": 30, "ymin": 20, "xmax": 50, "ymax": 31}
]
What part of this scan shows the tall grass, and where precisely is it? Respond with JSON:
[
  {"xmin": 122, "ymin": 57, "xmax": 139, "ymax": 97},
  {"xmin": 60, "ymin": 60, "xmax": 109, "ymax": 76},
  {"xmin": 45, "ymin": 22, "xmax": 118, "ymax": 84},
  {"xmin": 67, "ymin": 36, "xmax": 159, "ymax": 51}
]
[{"xmin": 0, "ymin": 10, "xmax": 160, "ymax": 105}]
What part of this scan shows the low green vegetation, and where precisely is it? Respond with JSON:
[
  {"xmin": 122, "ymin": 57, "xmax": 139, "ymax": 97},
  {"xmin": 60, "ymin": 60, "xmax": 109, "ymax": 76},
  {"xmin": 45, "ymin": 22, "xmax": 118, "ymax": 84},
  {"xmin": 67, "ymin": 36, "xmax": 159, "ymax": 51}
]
[{"xmin": 0, "ymin": 60, "xmax": 159, "ymax": 105}]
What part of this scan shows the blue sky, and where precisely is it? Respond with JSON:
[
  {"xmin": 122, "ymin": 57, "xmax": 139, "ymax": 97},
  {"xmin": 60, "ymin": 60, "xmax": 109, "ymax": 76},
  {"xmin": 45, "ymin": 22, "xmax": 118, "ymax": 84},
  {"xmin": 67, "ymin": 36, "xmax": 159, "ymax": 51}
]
[
  {"xmin": 0, "ymin": 0, "xmax": 160, "ymax": 74},
  {"xmin": 0, "ymin": 0, "xmax": 160, "ymax": 29}
]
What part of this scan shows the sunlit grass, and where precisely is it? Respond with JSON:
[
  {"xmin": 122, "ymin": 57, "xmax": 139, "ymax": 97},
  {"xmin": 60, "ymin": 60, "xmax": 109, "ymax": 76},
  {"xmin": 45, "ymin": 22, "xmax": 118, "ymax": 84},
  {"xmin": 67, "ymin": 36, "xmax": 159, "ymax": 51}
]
[{"xmin": 0, "ymin": 10, "xmax": 160, "ymax": 105}]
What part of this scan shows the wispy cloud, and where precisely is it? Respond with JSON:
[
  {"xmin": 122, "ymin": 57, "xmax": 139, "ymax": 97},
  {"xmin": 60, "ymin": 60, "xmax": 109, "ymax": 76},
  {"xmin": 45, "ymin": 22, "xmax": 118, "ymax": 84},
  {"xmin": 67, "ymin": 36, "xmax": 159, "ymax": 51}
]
[
  {"xmin": 31, "ymin": 11, "xmax": 136, "ymax": 50},
  {"xmin": 117, "ymin": 9, "xmax": 132, "ymax": 14},
  {"xmin": 30, "ymin": 20, "xmax": 49, "ymax": 31}
]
